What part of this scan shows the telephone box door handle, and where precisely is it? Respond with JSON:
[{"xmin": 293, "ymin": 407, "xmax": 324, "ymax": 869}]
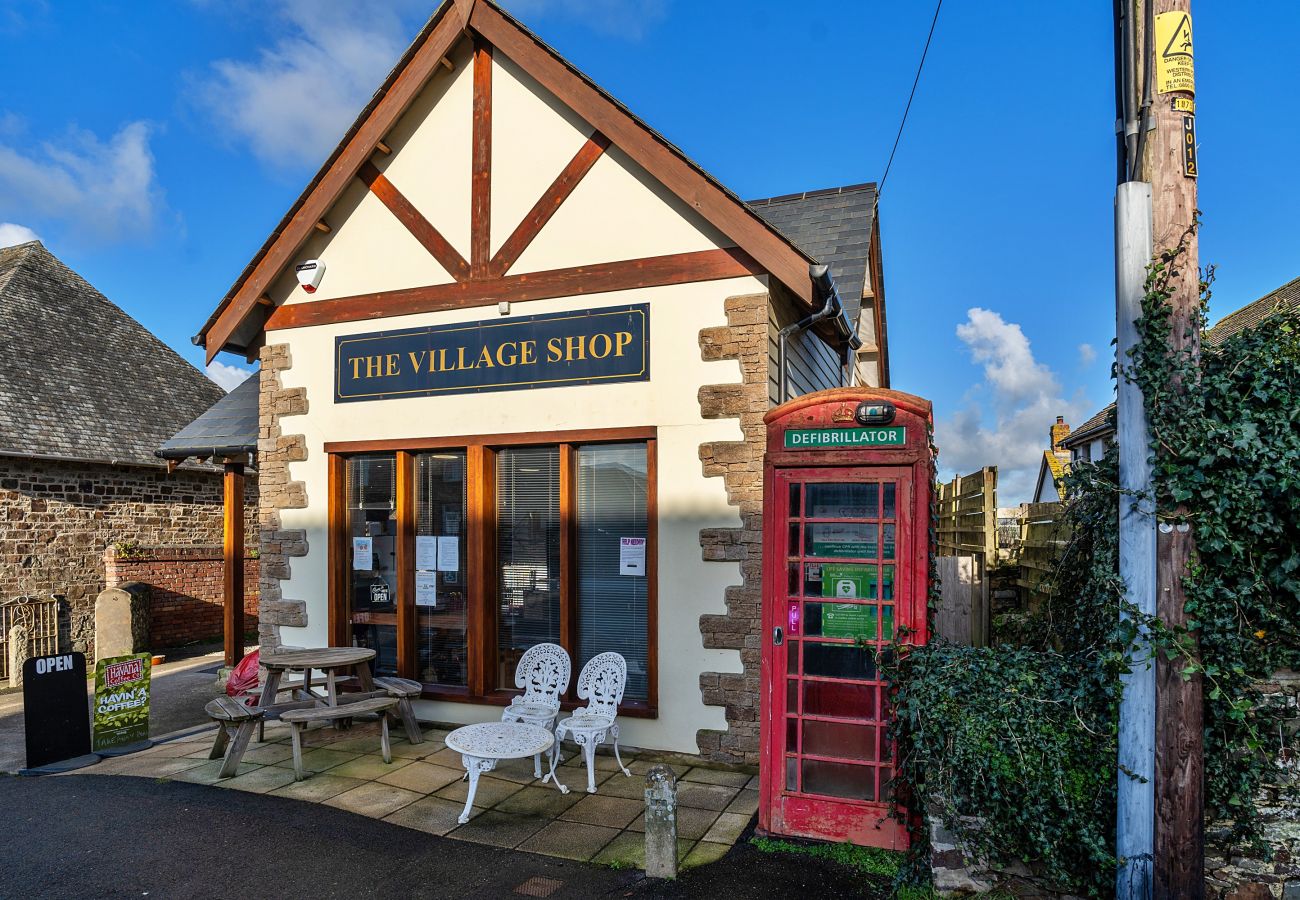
[{"xmin": 772, "ymin": 626, "xmax": 783, "ymax": 646}]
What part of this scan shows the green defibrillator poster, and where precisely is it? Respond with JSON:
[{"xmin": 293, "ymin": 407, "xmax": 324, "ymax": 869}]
[
  {"xmin": 92, "ymin": 653, "xmax": 152, "ymax": 752},
  {"xmin": 821, "ymin": 563, "xmax": 876, "ymax": 601}
]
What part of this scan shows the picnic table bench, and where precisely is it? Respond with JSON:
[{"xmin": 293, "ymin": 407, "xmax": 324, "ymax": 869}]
[
  {"xmin": 205, "ymin": 696, "xmax": 265, "ymax": 778},
  {"xmin": 281, "ymin": 696, "xmax": 399, "ymax": 780}
]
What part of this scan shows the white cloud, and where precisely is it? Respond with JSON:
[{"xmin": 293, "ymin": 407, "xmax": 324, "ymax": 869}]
[
  {"xmin": 192, "ymin": 1, "xmax": 428, "ymax": 171},
  {"xmin": 206, "ymin": 360, "xmax": 255, "ymax": 392},
  {"xmin": 0, "ymin": 223, "xmax": 39, "ymax": 248},
  {"xmin": 936, "ymin": 308, "xmax": 1088, "ymax": 504},
  {"xmin": 0, "ymin": 121, "xmax": 161, "ymax": 242},
  {"xmin": 1078, "ymin": 343, "xmax": 1097, "ymax": 366},
  {"xmin": 502, "ymin": 0, "xmax": 669, "ymax": 37}
]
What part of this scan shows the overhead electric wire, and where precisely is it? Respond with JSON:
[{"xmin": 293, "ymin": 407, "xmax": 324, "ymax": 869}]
[{"xmin": 877, "ymin": 0, "xmax": 944, "ymax": 195}]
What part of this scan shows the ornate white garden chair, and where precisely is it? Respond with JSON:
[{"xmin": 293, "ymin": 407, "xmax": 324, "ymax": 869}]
[
  {"xmin": 546, "ymin": 651, "xmax": 632, "ymax": 794},
  {"xmin": 500, "ymin": 642, "xmax": 570, "ymax": 778}
]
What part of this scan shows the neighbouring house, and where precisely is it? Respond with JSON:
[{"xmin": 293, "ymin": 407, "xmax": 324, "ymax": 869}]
[
  {"xmin": 1031, "ymin": 416, "xmax": 1073, "ymax": 503},
  {"xmin": 1063, "ymin": 273, "xmax": 1300, "ymax": 464},
  {"xmin": 193, "ymin": 0, "xmax": 891, "ymax": 771},
  {"xmin": 0, "ymin": 240, "xmax": 256, "ymax": 660}
]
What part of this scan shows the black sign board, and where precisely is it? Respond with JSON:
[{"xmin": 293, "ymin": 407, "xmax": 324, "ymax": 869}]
[
  {"xmin": 23, "ymin": 652, "xmax": 92, "ymax": 769},
  {"xmin": 1182, "ymin": 116, "xmax": 1198, "ymax": 178},
  {"xmin": 335, "ymin": 303, "xmax": 649, "ymax": 403}
]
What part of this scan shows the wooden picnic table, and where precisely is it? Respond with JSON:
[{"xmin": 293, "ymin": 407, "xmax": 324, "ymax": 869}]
[{"xmin": 257, "ymin": 646, "xmax": 383, "ymax": 715}]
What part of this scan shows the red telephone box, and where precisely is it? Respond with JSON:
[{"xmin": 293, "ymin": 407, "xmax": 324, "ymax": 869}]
[{"xmin": 758, "ymin": 388, "xmax": 933, "ymax": 849}]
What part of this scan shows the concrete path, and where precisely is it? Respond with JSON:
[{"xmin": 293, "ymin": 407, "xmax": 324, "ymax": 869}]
[{"xmin": 0, "ymin": 650, "xmax": 227, "ymax": 773}]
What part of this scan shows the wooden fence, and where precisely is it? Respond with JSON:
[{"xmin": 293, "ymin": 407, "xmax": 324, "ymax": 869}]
[
  {"xmin": 937, "ymin": 466, "xmax": 997, "ymax": 560},
  {"xmin": 0, "ymin": 597, "xmax": 61, "ymax": 681},
  {"xmin": 935, "ymin": 467, "xmax": 997, "ymax": 646},
  {"xmin": 1016, "ymin": 501, "xmax": 1070, "ymax": 607}
]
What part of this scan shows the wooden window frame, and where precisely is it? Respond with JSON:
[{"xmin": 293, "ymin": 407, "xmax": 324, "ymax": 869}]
[{"xmin": 327, "ymin": 426, "xmax": 658, "ymax": 718}]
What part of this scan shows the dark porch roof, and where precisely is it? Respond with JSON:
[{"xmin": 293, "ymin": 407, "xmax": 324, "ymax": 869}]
[{"xmin": 156, "ymin": 373, "xmax": 259, "ymax": 461}]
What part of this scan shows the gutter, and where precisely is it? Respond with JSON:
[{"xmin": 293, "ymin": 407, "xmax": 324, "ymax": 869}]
[{"xmin": 777, "ymin": 264, "xmax": 862, "ymax": 403}]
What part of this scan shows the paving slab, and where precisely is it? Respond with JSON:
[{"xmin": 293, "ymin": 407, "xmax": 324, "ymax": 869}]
[
  {"xmin": 592, "ymin": 830, "xmax": 694, "ymax": 868},
  {"xmin": 374, "ymin": 760, "xmax": 464, "ymax": 793},
  {"xmin": 435, "ymin": 773, "xmax": 525, "ymax": 808},
  {"xmin": 170, "ymin": 759, "xmax": 262, "ymax": 784},
  {"xmin": 239, "ymin": 743, "xmax": 296, "ymax": 766},
  {"xmin": 559, "ymin": 794, "xmax": 643, "ymax": 829},
  {"xmin": 324, "ymin": 782, "xmax": 423, "ymax": 819},
  {"xmin": 382, "ymin": 795, "xmax": 466, "ymax": 836},
  {"xmin": 677, "ymin": 781, "xmax": 741, "ymax": 811},
  {"xmin": 292, "ymin": 747, "xmax": 362, "ymax": 774},
  {"xmin": 682, "ymin": 840, "xmax": 733, "ymax": 869},
  {"xmin": 702, "ymin": 812, "xmax": 753, "ymax": 845},
  {"xmin": 494, "ymin": 784, "xmax": 584, "ymax": 819},
  {"xmin": 725, "ymin": 789, "xmax": 760, "ymax": 817},
  {"xmin": 325, "ymin": 753, "xmax": 413, "ymax": 781},
  {"xmin": 517, "ymin": 820, "xmax": 621, "ymax": 862},
  {"xmin": 270, "ymin": 774, "xmax": 367, "ymax": 803},
  {"xmin": 681, "ymin": 768, "xmax": 752, "ymax": 788},
  {"xmin": 216, "ymin": 765, "xmax": 300, "ymax": 795},
  {"xmin": 449, "ymin": 809, "xmax": 549, "ymax": 848}
]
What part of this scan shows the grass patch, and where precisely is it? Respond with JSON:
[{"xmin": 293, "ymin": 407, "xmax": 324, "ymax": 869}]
[{"xmin": 749, "ymin": 836, "xmax": 903, "ymax": 879}]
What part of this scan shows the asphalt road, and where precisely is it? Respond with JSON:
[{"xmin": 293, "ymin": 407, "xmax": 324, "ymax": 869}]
[
  {"xmin": 0, "ymin": 650, "xmax": 227, "ymax": 773},
  {"xmin": 0, "ymin": 775, "xmax": 887, "ymax": 899}
]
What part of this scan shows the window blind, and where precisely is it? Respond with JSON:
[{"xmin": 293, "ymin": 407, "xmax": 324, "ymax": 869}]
[{"xmin": 416, "ymin": 451, "xmax": 468, "ymax": 687}]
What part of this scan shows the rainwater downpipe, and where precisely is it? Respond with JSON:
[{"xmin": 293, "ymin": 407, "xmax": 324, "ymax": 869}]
[{"xmin": 777, "ymin": 264, "xmax": 862, "ymax": 404}]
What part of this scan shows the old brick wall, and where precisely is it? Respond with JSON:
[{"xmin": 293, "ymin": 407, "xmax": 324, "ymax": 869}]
[
  {"xmin": 256, "ymin": 345, "xmax": 309, "ymax": 651},
  {"xmin": 0, "ymin": 455, "xmax": 256, "ymax": 658},
  {"xmin": 696, "ymin": 291, "xmax": 771, "ymax": 765},
  {"xmin": 104, "ymin": 546, "xmax": 259, "ymax": 650}
]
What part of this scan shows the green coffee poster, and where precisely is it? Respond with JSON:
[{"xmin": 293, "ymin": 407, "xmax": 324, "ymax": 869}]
[{"xmin": 93, "ymin": 653, "xmax": 151, "ymax": 751}]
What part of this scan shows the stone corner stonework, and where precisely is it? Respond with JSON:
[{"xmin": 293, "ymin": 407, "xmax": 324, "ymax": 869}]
[
  {"xmin": 257, "ymin": 343, "xmax": 310, "ymax": 651},
  {"xmin": 695, "ymin": 290, "xmax": 769, "ymax": 765}
]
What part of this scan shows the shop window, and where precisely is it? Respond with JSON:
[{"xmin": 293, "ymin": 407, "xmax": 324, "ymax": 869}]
[
  {"xmin": 496, "ymin": 446, "xmax": 562, "ymax": 690},
  {"xmin": 345, "ymin": 454, "xmax": 398, "ymax": 676},
  {"xmin": 329, "ymin": 429, "xmax": 656, "ymax": 713}
]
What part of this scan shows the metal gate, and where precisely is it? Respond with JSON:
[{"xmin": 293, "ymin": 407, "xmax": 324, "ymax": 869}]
[{"xmin": 0, "ymin": 597, "xmax": 62, "ymax": 681}]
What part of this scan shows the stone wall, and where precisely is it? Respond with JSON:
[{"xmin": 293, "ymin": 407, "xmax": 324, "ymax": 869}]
[
  {"xmin": 104, "ymin": 546, "xmax": 259, "ymax": 650},
  {"xmin": 0, "ymin": 454, "xmax": 256, "ymax": 658},
  {"xmin": 696, "ymin": 290, "xmax": 771, "ymax": 765},
  {"xmin": 256, "ymin": 345, "xmax": 310, "ymax": 651}
]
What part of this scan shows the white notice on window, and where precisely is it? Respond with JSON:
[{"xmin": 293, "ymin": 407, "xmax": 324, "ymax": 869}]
[
  {"xmin": 415, "ymin": 535, "xmax": 438, "ymax": 571},
  {"xmin": 619, "ymin": 537, "xmax": 646, "ymax": 576},
  {"xmin": 352, "ymin": 537, "xmax": 373, "ymax": 571},
  {"xmin": 415, "ymin": 571, "xmax": 438, "ymax": 607},
  {"xmin": 437, "ymin": 536, "xmax": 459, "ymax": 572}
]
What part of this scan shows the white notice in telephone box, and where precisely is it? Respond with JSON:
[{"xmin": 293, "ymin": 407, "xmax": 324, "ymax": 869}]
[
  {"xmin": 352, "ymin": 537, "xmax": 373, "ymax": 571},
  {"xmin": 619, "ymin": 537, "xmax": 646, "ymax": 576}
]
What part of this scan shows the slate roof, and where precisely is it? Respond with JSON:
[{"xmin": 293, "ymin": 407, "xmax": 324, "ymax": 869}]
[
  {"xmin": 748, "ymin": 184, "xmax": 877, "ymax": 322},
  {"xmin": 1062, "ymin": 273, "xmax": 1300, "ymax": 450},
  {"xmin": 0, "ymin": 241, "xmax": 226, "ymax": 467},
  {"xmin": 156, "ymin": 373, "xmax": 259, "ymax": 461}
]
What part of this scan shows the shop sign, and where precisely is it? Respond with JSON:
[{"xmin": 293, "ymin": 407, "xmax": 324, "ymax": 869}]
[
  {"xmin": 23, "ymin": 652, "xmax": 92, "ymax": 768},
  {"xmin": 92, "ymin": 653, "xmax": 152, "ymax": 752},
  {"xmin": 335, "ymin": 304, "xmax": 649, "ymax": 403},
  {"xmin": 784, "ymin": 426, "xmax": 905, "ymax": 449}
]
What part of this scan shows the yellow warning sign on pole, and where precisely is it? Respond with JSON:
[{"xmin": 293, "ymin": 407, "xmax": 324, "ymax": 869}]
[{"xmin": 1155, "ymin": 11, "xmax": 1195, "ymax": 95}]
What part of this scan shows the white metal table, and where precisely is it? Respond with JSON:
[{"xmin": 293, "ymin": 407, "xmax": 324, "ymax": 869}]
[{"xmin": 443, "ymin": 722, "xmax": 559, "ymax": 824}]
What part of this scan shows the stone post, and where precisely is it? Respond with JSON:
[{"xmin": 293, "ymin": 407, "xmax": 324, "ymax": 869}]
[
  {"xmin": 644, "ymin": 764, "xmax": 678, "ymax": 879},
  {"xmin": 9, "ymin": 623, "xmax": 28, "ymax": 689},
  {"xmin": 93, "ymin": 583, "xmax": 151, "ymax": 663}
]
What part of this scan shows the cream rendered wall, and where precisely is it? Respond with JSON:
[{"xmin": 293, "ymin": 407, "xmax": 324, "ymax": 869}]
[{"xmin": 269, "ymin": 277, "xmax": 759, "ymax": 754}]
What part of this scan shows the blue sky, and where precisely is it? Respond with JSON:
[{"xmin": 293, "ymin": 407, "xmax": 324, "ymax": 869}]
[{"xmin": 1, "ymin": 1, "xmax": 1296, "ymax": 502}]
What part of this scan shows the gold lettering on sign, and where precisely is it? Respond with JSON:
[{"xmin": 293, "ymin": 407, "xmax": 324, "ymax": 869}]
[
  {"xmin": 564, "ymin": 335, "xmax": 586, "ymax": 361},
  {"xmin": 546, "ymin": 337, "xmax": 563, "ymax": 363},
  {"xmin": 520, "ymin": 340, "xmax": 537, "ymax": 365}
]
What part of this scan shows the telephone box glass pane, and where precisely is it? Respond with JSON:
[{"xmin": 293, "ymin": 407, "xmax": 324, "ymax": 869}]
[
  {"xmin": 882, "ymin": 524, "xmax": 896, "ymax": 559},
  {"xmin": 346, "ymin": 453, "xmax": 398, "ymax": 676},
  {"xmin": 806, "ymin": 483, "xmax": 877, "ymax": 519},
  {"xmin": 804, "ymin": 680, "xmax": 877, "ymax": 719},
  {"xmin": 788, "ymin": 481, "xmax": 801, "ymax": 517},
  {"xmin": 803, "ymin": 643, "xmax": 877, "ymax": 680},
  {"xmin": 802, "ymin": 759, "xmax": 876, "ymax": 801},
  {"xmin": 806, "ymin": 523, "xmax": 877, "ymax": 559},
  {"xmin": 804, "ymin": 602, "xmax": 879, "ymax": 641},
  {"xmin": 415, "ymin": 451, "xmax": 467, "ymax": 687},
  {"xmin": 786, "ymin": 757, "xmax": 799, "ymax": 791},
  {"xmin": 787, "ymin": 522, "xmax": 801, "ymax": 557},
  {"xmin": 786, "ymin": 717, "xmax": 798, "ymax": 752},
  {"xmin": 883, "ymin": 483, "xmax": 896, "ymax": 519},
  {"xmin": 882, "ymin": 565, "xmax": 895, "ymax": 601},
  {"xmin": 802, "ymin": 720, "xmax": 877, "ymax": 761}
]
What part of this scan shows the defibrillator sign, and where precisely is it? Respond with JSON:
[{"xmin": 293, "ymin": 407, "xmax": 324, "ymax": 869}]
[{"xmin": 1155, "ymin": 11, "xmax": 1195, "ymax": 95}]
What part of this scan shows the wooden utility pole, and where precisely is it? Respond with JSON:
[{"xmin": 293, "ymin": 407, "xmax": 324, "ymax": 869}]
[
  {"xmin": 1149, "ymin": 4, "xmax": 1203, "ymax": 895},
  {"xmin": 1114, "ymin": 1, "xmax": 1202, "ymax": 897},
  {"xmin": 223, "ymin": 459, "xmax": 246, "ymax": 668}
]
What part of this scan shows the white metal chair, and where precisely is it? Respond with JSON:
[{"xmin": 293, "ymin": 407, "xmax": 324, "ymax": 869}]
[
  {"xmin": 501, "ymin": 642, "xmax": 571, "ymax": 778},
  {"xmin": 547, "ymin": 651, "xmax": 632, "ymax": 794}
]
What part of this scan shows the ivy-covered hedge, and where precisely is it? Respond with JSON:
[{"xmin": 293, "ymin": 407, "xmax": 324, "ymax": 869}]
[{"xmin": 891, "ymin": 645, "xmax": 1117, "ymax": 895}]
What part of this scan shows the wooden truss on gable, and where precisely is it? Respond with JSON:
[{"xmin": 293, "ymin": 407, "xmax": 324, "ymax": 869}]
[{"xmin": 200, "ymin": 0, "xmax": 818, "ymax": 361}]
